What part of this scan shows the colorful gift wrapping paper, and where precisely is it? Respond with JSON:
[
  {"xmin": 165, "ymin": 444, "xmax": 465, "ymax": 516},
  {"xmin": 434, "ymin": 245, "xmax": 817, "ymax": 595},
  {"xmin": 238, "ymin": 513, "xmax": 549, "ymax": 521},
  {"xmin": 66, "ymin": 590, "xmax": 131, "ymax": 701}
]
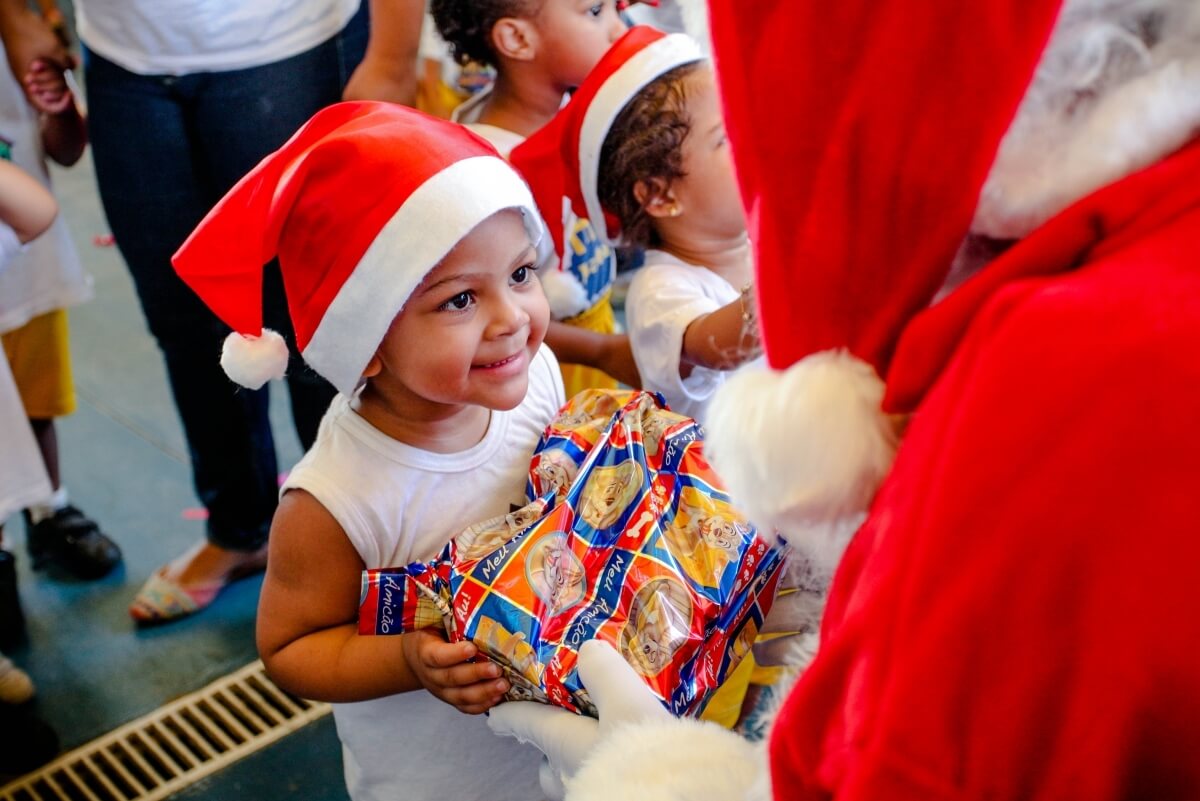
[{"xmin": 359, "ymin": 390, "xmax": 784, "ymax": 717}]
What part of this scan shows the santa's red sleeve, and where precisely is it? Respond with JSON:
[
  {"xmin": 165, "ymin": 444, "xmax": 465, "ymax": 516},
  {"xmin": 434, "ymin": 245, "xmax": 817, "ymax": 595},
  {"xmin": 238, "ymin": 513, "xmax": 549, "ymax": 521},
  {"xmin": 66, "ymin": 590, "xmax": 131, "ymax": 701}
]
[{"xmin": 769, "ymin": 193, "xmax": 1200, "ymax": 799}]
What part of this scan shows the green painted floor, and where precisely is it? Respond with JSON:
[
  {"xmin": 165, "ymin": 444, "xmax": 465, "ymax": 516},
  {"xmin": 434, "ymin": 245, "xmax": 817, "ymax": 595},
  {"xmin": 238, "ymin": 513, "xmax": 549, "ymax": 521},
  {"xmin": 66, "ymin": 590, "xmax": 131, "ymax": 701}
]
[{"xmin": 2, "ymin": 143, "xmax": 344, "ymax": 799}]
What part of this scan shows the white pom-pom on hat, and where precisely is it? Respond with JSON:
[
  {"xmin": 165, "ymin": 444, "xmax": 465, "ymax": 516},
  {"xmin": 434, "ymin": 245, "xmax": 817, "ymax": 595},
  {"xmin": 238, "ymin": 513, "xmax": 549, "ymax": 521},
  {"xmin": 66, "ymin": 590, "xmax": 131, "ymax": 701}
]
[
  {"xmin": 220, "ymin": 328, "xmax": 288, "ymax": 390},
  {"xmin": 539, "ymin": 268, "xmax": 591, "ymax": 320},
  {"xmin": 706, "ymin": 350, "xmax": 898, "ymax": 546}
]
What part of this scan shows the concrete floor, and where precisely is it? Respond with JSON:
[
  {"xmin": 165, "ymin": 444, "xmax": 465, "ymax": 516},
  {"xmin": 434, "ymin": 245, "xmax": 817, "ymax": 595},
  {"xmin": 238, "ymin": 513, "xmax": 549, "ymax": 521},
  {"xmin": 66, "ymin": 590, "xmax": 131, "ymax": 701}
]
[{"xmin": 1, "ymin": 145, "xmax": 346, "ymax": 798}]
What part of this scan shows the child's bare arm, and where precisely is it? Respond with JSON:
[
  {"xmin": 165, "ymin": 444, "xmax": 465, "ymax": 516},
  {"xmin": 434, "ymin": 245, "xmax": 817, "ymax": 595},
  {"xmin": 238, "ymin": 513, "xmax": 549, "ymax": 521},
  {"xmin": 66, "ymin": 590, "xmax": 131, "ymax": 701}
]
[
  {"xmin": 680, "ymin": 286, "xmax": 761, "ymax": 374},
  {"xmin": 544, "ymin": 321, "xmax": 641, "ymax": 388},
  {"xmin": 0, "ymin": 159, "xmax": 56, "ymax": 242},
  {"xmin": 257, "ymin": 489, "xmax": 510, "ymax": 713}
]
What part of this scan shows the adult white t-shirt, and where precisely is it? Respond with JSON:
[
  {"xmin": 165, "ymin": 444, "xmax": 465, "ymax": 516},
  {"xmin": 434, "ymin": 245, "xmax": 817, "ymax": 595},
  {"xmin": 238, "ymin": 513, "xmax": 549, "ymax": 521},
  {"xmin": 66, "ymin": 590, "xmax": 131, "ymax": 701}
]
[
  {"xmin": 281, "ymin": 344, "xmax": 565, "ymax": 801},
  {"xmin": 626, "ymin": 249, "xmax": 762, "ymax": 423},
  {"xmin": 75, "ymin": 0, "xmax": 361, "ymax": 76}
]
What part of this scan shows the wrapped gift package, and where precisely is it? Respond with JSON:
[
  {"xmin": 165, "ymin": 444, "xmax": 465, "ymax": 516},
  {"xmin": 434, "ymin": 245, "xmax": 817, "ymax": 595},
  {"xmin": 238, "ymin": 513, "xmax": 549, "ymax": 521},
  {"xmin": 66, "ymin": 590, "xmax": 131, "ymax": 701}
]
[{"xmin": 359, "ymin": 390, "xmax": 784, "ymax": 717}]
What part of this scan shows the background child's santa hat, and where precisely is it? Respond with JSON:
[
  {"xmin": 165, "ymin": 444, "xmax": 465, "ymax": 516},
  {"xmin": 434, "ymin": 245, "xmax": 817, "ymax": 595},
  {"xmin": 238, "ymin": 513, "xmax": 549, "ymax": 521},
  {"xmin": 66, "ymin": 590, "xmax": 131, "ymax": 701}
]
[
  {"xmin": 510, "ymin": 26, "xmax": 703, "ymax": 259},
  {"xmin": 703, "ymin": 0, "xmax": 1066, "ymax": 550},
  {"xmin": 172, "ymin": 101, "xmax": 540, "ymax": 397}
]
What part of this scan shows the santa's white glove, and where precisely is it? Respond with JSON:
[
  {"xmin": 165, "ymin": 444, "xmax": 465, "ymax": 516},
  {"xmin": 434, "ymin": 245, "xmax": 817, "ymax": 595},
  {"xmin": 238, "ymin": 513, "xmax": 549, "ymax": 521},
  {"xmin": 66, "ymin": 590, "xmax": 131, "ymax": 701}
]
[{"xmin": 488, "ymin": 640, "xmax": 762, "ymax": 801}]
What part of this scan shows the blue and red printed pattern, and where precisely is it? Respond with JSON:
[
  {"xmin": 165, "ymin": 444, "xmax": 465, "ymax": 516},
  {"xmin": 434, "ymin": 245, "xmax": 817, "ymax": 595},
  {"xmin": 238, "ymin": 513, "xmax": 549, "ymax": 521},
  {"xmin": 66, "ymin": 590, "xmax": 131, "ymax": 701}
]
[{"xmin": 359, "ymin": 390, "xmax": 783, "ymax": 718}]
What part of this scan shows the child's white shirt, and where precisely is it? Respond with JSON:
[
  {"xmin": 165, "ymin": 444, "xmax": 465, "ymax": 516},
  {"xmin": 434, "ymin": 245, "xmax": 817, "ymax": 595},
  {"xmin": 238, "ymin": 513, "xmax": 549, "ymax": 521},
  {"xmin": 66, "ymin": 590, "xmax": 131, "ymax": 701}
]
[
  {"xmin": 626, "ymin": 249, "xmax": 758, "ymax": 423},
  {"xmin": 280, "ymin": 344, "xmax": 565, "ymax": 801},
  {"xmin": 0, "ymin": 335, "xmax": 52, "ymax": 520},
  {"xmin": 0, "ymin": 41, "xmax": 92, "ymax": 334}
]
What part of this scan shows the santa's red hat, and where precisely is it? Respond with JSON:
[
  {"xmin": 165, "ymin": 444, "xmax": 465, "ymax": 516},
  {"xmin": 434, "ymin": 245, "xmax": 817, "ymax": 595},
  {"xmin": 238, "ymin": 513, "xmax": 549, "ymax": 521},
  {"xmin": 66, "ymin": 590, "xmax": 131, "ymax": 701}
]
[
  {"xmin": 172, "ymin": 101, "xmax": 540, "ymax": 396},
  {"xmin": 510, "ymin": 26, "xmax": 703, "ymax": 259},
  {"xmin": 703, "ymin": 1, "xmax": 1065, "ymax": 549}
]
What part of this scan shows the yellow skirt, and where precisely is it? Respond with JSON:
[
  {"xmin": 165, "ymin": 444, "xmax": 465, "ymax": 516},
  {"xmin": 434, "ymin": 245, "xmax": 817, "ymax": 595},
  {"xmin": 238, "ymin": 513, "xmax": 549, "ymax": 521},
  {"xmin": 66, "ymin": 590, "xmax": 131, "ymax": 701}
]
[
  {"xmin": 559, "ymin": 293, "xmax": 619, "ymax": 397},
  {"xmin": 2, "ymin": 308, "xmax": 75, "ymax": 418}
]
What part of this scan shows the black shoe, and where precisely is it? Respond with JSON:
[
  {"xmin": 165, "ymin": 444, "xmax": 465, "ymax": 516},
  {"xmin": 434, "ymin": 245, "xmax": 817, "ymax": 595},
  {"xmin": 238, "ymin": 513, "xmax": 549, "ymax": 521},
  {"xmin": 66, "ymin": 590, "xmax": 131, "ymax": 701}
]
[
  {"xmin": 0, "ymin": 551, "xmax": 25, "ymax": 650},
  {"xmin": 26, "ymin": 505, "xmax": 122, "ymax": 580},
  {"xmin": 0, "ymin": 702, "xmax": 59, "ymax": 776}
]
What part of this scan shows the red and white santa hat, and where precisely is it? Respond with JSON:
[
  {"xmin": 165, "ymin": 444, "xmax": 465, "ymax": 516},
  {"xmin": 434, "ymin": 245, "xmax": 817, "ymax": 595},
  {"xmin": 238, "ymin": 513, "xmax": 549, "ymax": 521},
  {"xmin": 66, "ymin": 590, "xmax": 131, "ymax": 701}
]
[
  {"xmin": 701, "ymin": 0, "xmax": 1067, "ymax": 546},
  {"xmin": 510, "ymin": 26, "xmax": 703, "ymax": 258},
  {"xmin": 172, "ymin": 102, "xmax": 540, "ymax": 397}
]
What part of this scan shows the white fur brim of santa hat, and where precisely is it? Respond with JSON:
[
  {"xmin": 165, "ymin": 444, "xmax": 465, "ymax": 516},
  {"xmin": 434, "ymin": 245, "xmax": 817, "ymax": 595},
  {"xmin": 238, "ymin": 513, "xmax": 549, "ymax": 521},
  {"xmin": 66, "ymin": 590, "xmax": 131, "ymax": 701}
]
[
  {"xmin": 297, "ymin": 155, "xmax": 539, "ymax": 396},
  {"xmin": 574, "ymin": 28, "xmax": 703, "ymax": 244},
  {"xmin": 173, "ymin": 102, "xmax": 540, "ymax": 396}
]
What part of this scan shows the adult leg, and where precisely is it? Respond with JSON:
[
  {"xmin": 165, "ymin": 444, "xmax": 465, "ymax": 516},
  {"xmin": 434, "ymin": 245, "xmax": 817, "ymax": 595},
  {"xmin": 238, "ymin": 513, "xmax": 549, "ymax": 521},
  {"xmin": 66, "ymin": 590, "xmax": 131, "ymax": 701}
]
[
  {"xmin": 192, "ymin": 3, "xmax": 370, "ymax": 449},
  {"xmin": 85, "ymin": 53, "xmax": 279, "ymax": 560}
]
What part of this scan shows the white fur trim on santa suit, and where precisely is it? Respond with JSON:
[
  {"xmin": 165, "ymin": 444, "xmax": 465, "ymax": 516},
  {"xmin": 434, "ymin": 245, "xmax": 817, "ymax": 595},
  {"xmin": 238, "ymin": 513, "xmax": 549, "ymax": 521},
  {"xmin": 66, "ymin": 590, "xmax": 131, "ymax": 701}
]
[
  {"xmin": 577, "ymin": 34, "xmax": 703, "ymax": 243},
  {"xmin": 220, "ymin": 327, "xmax": 288, "ymax": 390},
  {"xmin": 300, "ymin": 156, "xmax": 539, "ymax": 396},
  {"xmin": 539, "ymin": 266, "xmax": 590, "ymax": 320},
  {"xmin": 706, "ymin": 350, "xmax": 897, "ymax": 546}
]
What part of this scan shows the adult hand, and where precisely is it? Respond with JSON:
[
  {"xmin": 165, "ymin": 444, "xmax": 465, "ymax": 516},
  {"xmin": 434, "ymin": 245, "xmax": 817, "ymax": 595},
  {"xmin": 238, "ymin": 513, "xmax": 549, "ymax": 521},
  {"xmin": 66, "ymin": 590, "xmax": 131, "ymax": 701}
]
[
  {"xmin": 0, "ymin": 2, "xmax": 71, "ymax": 96},
  {"xmin": 23, "ymin": 58, "xmax": 72, "ymax": 114},
  {"xmin": 402, "ymin": 629, "xmax": 509, "ymax": 715},
  {"xmin": 342, "ymin": 55, "xmax": 417, "ymax": 105}
]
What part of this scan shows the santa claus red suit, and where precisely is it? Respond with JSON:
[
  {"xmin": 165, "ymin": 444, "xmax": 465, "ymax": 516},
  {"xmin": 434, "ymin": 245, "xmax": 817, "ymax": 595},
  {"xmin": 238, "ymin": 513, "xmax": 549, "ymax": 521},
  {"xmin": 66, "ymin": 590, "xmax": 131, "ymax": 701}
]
[{"xmin": 487, "ymin": 0, "xmax": 1200, "ymax": 798}]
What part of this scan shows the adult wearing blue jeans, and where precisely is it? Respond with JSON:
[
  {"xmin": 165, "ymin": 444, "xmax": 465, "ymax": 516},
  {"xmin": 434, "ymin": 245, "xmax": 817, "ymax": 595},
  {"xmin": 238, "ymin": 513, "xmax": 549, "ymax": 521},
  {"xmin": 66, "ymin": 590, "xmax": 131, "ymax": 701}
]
[{"xmin": 76, "ymin": 0, "xmax": 369, "ymax": 622}]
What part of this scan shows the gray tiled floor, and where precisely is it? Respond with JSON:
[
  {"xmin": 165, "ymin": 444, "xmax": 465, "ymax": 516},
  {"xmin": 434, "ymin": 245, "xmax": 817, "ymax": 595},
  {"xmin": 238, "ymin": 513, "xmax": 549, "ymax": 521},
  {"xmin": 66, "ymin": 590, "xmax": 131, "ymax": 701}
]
[{"xmin": 2, "ymin": 146, "xmax": 339, "ymax": 797}]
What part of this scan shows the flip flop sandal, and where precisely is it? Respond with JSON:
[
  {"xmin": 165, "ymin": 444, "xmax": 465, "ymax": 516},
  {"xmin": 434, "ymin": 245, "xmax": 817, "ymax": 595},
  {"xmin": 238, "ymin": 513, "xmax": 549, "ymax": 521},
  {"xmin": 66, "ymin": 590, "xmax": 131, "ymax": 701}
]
[{"xmin": 128, "ymin": 549, "xmax": 267, "ymax": 624}]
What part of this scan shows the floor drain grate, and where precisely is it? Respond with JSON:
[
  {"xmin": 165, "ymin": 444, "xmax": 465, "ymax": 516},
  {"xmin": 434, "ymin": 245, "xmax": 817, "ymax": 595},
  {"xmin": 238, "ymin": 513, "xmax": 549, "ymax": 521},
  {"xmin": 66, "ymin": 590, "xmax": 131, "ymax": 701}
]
[{"xmin": 0, "ymin": 661, "xmax": 330, "ymax": 801}]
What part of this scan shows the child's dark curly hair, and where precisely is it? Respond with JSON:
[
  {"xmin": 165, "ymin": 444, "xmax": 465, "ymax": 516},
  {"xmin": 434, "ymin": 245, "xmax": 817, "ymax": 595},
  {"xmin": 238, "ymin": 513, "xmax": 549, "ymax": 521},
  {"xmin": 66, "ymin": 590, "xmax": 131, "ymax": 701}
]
[
  {"xmin": 431, "ymin": 0, "xmax": 541, "ymax": 67},
  {"xmin": 597, "ymin": 62, "xmax": 702, "ymax": 249}
]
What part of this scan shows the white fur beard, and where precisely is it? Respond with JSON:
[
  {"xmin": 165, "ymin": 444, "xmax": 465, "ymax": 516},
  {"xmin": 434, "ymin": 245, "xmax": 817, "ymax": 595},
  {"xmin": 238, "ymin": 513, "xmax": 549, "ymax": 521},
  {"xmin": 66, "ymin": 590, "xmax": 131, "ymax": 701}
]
[
  {"xmin": 677, "ymin": 0, "xmax": 712, "ymax": 54},
  {"xmin": 974, "ymin": 0, "xmax": 1200, "ymax": 238}
]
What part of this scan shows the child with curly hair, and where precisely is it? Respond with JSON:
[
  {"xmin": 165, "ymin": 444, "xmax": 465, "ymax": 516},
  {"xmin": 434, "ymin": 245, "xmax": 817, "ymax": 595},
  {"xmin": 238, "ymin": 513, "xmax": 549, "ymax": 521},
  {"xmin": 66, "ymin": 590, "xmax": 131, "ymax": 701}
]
[
  {"xmin": 431, "ymin": 0, "xmax": 640, "ymax": 394},
  {"xmin": 513, "ymin": 27, "xmax": 761, "ymax": 423}
]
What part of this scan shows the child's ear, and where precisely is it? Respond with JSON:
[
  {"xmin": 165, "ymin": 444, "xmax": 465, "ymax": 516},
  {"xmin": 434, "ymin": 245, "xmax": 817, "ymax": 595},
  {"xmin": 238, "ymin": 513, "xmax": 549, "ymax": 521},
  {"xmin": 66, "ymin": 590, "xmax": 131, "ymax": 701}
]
[
  {"xmin": 361, "ymin": 352, "xmax": 383, "ymax": 380},
  {"xmin": 491, "ymin": 17, "xmax": 537, "ymax": 62},
  {"xmin": 635, "ymin": 178, "xmax": 682, "ymax": 219}
]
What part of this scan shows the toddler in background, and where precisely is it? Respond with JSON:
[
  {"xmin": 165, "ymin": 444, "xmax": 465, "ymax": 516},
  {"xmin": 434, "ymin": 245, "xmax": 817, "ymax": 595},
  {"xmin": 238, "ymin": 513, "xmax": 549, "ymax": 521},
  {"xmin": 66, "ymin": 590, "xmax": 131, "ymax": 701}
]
[
  {"xmin": 0, "ymin": 43, "xmax": 121, "ymax": 594},
  {"xmin": 0, "ymin": 156, "xmax": 62, "ymax": 774},
  {"xmin": 431, "ymin": 0, "xmax": 640, "ymax": 393},
  {"xmin": 511, "ymin": 28, "xmax": 767, "ymax": 728},
  {"xmin": 514, "ymin": 27, "xmax": 760, "ymax": 424},
  {"xmin": 172, "ymin": 102, "xmax": 561, "ymax": 801}
]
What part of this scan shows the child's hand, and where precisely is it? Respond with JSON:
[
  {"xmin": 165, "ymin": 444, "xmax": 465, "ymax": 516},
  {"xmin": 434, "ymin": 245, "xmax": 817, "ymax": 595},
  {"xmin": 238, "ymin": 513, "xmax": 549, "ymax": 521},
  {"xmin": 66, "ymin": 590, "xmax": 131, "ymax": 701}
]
[
  {"xmin": 402, "ymin": 629, "xmax": 510, "ymax": 714},
  {"xmin": 23, "ymin": 58, "xmax": 74, "ymax": 115}
]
